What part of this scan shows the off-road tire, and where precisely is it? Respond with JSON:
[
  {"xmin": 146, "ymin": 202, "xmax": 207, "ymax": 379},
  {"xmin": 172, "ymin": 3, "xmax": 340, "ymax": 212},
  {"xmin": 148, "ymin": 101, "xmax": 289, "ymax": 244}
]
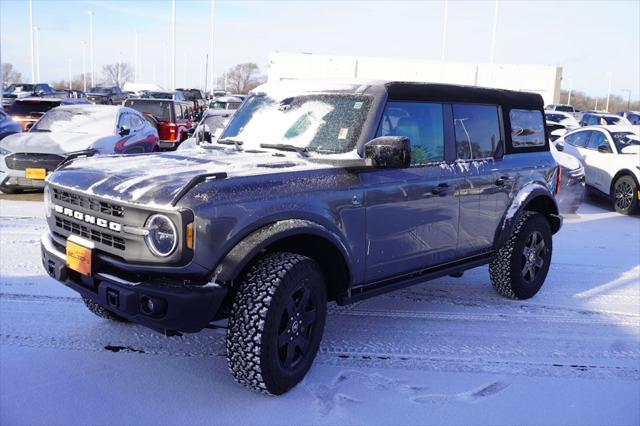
[
  {"xmin": 226, "ymin": 252, "xmax": 327, "ymax": 395},
  {"xmin": 82, "ymin": 297, "xmax": 129, "ymax": 322},
  {"xmin": 612, "ymin": 175, "xmax": 639, "ymax": 215},
  {"xmin": 489, "ymin": 211, "xmax": 552, "ymax": 300}
]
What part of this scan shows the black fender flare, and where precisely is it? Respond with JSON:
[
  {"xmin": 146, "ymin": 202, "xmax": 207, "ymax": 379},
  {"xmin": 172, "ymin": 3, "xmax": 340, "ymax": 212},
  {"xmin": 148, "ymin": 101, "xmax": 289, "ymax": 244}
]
[
  {"xmin": 213, "ymin": 219, "xmax": 351, "ymax": 285},
  {"xmin": 494, "ymin": 184, "xmax": 561, "ymax": 249}
]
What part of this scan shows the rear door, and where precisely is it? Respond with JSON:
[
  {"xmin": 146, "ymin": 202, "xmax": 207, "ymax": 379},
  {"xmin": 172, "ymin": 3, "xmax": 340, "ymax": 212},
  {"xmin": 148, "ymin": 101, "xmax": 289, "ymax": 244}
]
[
  {"xmin": 453, "ymin": 103, "xmax": 506, "ymax": 254},
  {"xmin": 363, "ymin": 101, "xmax": 462, "ymax": 282}
]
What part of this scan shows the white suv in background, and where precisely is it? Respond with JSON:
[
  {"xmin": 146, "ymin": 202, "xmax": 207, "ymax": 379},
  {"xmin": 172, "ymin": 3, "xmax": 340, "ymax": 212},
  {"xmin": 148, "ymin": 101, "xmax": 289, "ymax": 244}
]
[{"xmin": 555, "ymin": 125, "xmax": 640, "ymax": 214}]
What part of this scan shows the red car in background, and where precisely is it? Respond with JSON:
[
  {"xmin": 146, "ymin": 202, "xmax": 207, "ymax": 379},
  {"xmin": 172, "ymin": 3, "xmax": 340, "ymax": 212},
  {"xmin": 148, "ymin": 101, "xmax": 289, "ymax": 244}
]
[{"xmin": 123, "ymin": 98, "xmax": 193, "ymax": 150}]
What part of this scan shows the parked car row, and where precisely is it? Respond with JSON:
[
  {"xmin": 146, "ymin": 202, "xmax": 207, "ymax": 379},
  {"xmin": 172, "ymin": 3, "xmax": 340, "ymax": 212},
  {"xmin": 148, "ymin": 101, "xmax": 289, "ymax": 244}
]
[
  {"xmin": 552, "ymin": 125, "xmax": 640, "ymax": 214},
  {"xmin": 0, "ymin": 104, "xmax": 159, "ymax": 193}
]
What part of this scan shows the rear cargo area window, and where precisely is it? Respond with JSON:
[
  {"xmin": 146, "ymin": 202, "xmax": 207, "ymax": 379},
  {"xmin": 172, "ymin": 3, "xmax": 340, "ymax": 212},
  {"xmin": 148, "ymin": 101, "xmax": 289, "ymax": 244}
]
[{"xmin": 510, "ymin": 109, "xmax": 545, "ymax": 148}]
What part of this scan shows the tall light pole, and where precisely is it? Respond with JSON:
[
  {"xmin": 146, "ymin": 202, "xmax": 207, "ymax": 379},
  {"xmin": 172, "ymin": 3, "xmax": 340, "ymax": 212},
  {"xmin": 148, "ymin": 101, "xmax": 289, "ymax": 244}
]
[
  {"xmin": 29, "ymin": 0, "xmax": 35, "ymax": 83},
  {"xmin": 81, "ymin": 41, "xmax": 87, "ymax": 92},
  {"xmin": 68, "ymin": 59, "xmax": 72, "ymax": 90},
  {"xmin": 134, "ymin": 29, "xmax": 139, "ymax": 83},
  {"xmin": 489, "ymin": 0, "xmax": 499, "ymax": 86},
  {"xmin": 209, "ymin": 0, "xmax": 215, "ymax": 95},
  {"xmin": 170, "ymin": 0, "xmax": 176, "ymax": 91},
  {"xmin": 183, "ymin": 52, "xmax": 187, "ymax": 88},
  {"xmin": 33, "ymin": 26, "xmax": 40, "ymax": 82},
  {"xmin": 620, "ymin": 89, "xmax": 631, "ymax": 111},
  {"xmin": 566, "ymin": 78, "xmax": 573, "ymax": 105},
  {"xmin": 440, "ymin": 0, "xmax": 448, "ymax": 81},
  {"xmin": 605, "ymin": 72, "xmax": 613, "ymax": 112},
  {"xmin": 88, "ymin": 11, "xmax": 95, "ymax": 87}
]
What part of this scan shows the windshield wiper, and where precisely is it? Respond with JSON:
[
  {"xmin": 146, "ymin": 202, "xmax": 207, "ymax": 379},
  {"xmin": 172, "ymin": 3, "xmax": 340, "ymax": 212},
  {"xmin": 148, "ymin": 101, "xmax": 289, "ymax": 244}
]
[
  {"xmin": 259, "ymin": 143, "xmax": 311, "ymax": 158},
  {"xmin": 218, "ymin": 138, "xmax": 244, "ymax": 151},
  {"xmin": 30, "ymin": 129, "xmax": 51, "ymax": 132}
]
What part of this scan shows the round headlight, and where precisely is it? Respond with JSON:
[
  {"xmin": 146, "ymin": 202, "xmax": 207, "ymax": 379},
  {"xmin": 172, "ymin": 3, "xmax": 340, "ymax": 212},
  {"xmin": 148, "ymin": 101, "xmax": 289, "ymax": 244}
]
[
  {"xmin": 43, "ymin": 185, "xmax": 52, "ymax": 218},
  {"xmin": 145, "ymin": 214, "xmax": 177, "ymax": 257}
]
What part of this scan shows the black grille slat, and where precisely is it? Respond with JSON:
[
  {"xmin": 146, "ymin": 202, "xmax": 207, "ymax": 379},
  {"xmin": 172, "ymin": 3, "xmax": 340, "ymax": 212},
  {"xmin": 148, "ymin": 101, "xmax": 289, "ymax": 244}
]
[
  {"xmin": 53, "ymin": 188, "xmax": 124, "ymax": 218},
  {"xmin": 55, "ymin": 216, "xmax": 126, "ymax": 251},
  {"xmin": 5, "ymin": 153, "xmax": 65, "ymax": 171}
]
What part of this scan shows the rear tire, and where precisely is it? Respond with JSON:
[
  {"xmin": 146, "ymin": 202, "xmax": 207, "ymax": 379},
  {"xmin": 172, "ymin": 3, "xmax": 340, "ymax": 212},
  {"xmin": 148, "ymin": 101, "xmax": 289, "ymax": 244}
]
[
  {"xmin": 612, "ymin": 175, "xmax": 638, "ymax": 215},
  {"xmin": 0, "ymin": 186, "xmax": 23, "ymax": 194},
  {"xmin": 82, "ymin": 297, "xmax": 129, "ymax": 323},
  {"xmin": 226, "ymin": 252, "xmax": 327, "ymax": 395},
  {"xmin": 489, "ymin": 211, "xmax": 552, "ymax": 300}
]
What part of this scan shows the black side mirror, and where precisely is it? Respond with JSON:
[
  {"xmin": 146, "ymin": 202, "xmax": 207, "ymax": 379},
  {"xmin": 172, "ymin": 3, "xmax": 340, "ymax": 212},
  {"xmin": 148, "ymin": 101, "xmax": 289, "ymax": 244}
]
[
  {"xmin": 364, "ymin": 136, "xmax": 411, "ymax": 168},
  {"xmin": 118, "ymin": 126, "xmax": 130, "ymax": 137},
  {"xmin": 555, "ymin": 141, "xmax": 565, "ymax": 151},
  {"xmin": 597, "ymin": 144, "xmax": 611, "ymax": 153}
]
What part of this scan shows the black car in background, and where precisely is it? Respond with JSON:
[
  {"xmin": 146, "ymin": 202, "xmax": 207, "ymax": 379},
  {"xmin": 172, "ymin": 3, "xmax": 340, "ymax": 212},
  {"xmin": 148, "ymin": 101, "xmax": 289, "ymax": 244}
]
[
  {"xmin": 2, "ymin": 83, "xmax": 60, "ymax": 111},
  {"xmin": 7, "ymin": 97, "xmax": 90, "ymax": 131},
  {"xmin": 86, "ymin": 86, "xmax": 128, "ymax": 105},
  {"xmin": 0, "ymin": 110, "xmax": 22, "ymax": 140}
]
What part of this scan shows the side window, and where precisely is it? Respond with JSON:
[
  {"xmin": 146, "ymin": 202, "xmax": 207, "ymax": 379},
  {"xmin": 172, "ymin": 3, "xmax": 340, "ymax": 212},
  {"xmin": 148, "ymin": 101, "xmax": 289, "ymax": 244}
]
[
  {"xmin": 509, "ymin": 109, "xmax": 545, "ymax": 148},
  {"xmin": 453, "ymin": 104, "xmax": 501, "ymax": 159},
  {"xmin": 117, "ymin": 113, "xmax": 131, "ymax": 129},
  {"xmin": 129, "ymin": 113, "xmax": 142, "ymax": 128},
  {"xmin": 566, "ymin": 131, "xmax": 590, "ymax": 147},
  {"xmin": 376, "ymin": 101, "xmax": 444, "ymax": 164},
  {"xmin": 175, "ymin": 104, "xmax": 184, "ymax": 121},
  {"xmin": 587, "ymin": 131, "xmax": 608, "ymax": 150}
]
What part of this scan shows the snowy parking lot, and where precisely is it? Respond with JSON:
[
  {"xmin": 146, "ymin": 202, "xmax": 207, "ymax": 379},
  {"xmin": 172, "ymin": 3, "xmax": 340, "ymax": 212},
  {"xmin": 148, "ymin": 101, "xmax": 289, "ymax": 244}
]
[{"xmin": 0, "ymin": 193, "xmax": 638, "ymax": 425}]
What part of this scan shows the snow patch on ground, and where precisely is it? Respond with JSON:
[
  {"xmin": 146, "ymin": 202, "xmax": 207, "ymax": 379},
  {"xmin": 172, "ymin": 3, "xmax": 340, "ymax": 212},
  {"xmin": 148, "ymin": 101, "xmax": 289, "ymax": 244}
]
[{"xmin": 0, "ymin": 197, "xmax": 638, "ymax": 425}]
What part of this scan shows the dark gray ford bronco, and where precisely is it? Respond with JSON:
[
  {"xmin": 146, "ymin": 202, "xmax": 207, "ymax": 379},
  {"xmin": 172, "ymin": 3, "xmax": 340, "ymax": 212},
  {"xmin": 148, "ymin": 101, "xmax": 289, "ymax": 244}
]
[{"xmin": 41, "ymin": 81, "xmax": 562, "ymax": 394}]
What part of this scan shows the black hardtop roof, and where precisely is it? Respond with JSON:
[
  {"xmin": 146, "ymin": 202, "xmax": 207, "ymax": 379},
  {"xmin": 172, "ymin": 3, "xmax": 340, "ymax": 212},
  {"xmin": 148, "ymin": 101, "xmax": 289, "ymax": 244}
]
[{"xmin": 384, "ymin": 82, "xmax": 544, "ymax": 109}]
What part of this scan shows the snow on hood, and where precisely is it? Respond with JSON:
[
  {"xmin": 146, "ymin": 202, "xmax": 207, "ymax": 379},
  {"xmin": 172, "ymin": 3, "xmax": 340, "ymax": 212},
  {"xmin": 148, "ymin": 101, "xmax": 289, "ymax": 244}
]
[
  {"xmin": 0, "ymin": 131, "xmax": 101, "ymax": 155},
  {"xmin": 46, "ymin": 149, "xmax": 335, "ymax": 207}
]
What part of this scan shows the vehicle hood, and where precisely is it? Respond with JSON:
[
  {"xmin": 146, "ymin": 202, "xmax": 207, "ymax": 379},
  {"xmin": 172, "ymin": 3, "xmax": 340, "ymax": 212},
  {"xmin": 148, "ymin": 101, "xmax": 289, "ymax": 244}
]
[
  {"xmin": 46, "ymin": 149, "xmax": 343, "ymax": 206},
  {"xmin": 0, "ymin": 131, "xmax": 99, "ymax": 155}
]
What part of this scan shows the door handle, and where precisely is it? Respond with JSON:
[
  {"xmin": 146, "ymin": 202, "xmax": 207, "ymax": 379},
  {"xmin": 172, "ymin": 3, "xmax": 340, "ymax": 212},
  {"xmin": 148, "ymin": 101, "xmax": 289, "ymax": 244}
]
[
  {"xmin": 431, "ymin": 183, "xmax": 449, "ymax": 196},
  {"xmin": 495, "ymin": 176, "xmax": 512, "ymax": 186}
]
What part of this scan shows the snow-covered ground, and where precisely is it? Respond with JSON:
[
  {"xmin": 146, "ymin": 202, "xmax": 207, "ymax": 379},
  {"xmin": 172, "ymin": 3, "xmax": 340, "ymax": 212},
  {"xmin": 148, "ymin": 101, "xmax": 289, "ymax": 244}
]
[{"xmin": 1, "ymin": 195, "xmax": 638, "ymax": 425}]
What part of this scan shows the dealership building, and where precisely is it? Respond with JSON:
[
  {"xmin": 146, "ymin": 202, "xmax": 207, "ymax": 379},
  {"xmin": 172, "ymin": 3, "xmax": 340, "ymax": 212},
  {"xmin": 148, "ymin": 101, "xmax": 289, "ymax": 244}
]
[{"xmin": 267, "ymin": 52, "xmax": 563, "ymax": 106}]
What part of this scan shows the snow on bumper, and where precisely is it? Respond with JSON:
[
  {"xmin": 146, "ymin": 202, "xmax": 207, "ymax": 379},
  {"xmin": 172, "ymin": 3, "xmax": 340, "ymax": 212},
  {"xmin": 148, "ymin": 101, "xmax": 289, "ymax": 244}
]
[{"xmin": 40, "ymin": 232, "xmax": 228, "ymax": 333}]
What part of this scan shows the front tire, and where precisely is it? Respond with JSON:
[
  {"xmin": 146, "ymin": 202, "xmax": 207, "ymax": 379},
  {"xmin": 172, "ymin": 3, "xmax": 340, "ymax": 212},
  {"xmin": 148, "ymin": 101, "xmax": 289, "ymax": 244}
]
[
  {"xmin": 489, "ymin": 212, "xmax": 552, "ymax": 300},
  {"xmin": 226, "ymin": 252, "xmax": 327, "ymax": 395},
  {"xmin": 612, "ymin": 175, "xmax": 638, "ymax": 215}
]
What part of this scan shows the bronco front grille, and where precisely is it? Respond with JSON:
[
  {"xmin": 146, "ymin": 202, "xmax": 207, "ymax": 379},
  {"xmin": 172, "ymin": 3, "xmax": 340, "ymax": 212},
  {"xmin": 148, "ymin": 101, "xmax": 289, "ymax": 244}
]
[
  {"xmin": 4, "ymin": 153, "xmax": 65, "ymax": 171},
  {"xmin": 55, "ymin": 216, "xmax": 126, "ymax": 251},
  {"xmin": 53, "ymin": 188, "xmax": 124, "ymax": 218}
]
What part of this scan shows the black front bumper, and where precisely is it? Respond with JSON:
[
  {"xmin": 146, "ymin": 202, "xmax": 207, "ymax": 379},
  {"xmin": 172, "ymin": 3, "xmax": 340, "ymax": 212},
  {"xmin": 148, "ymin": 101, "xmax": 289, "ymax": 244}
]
[{"xmin": 40, "ymin": 233, "xmax": 228, "ymax": 333}]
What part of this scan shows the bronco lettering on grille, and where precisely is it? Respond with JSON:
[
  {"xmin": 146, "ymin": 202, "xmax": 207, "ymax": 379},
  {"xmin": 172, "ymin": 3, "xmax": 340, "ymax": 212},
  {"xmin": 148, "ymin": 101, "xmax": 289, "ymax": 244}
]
[{"xmin": 54, "ymin": 205, "xmax": 122, "ymax": 232}]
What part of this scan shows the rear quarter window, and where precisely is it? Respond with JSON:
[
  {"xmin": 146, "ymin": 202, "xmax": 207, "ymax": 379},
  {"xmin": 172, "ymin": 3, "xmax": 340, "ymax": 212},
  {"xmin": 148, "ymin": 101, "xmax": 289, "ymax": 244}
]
[{"xmin": 509, "ymin": 109, "xmax": 546, "ymax": 148}]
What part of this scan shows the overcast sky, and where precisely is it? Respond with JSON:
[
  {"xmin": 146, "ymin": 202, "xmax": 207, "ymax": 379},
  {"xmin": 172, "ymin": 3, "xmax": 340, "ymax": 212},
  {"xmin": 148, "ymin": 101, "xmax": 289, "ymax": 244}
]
[{"xmin": 1, "ymin": 0, "xmax": 638, "ymax": 99}]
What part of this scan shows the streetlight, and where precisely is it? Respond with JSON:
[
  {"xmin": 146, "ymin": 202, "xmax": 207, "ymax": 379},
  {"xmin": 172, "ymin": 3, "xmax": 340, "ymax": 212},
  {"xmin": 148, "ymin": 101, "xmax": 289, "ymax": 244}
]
[
  {"xmin": 29, "ymin": 0, "xmax": 35, "ymax": 83},
  {"xmin": 566, "ymin": 78, "xmax": 573, "ymax": 105},
  {"xmin": 81, "ymin": 41, "xmax": 87, "ymax": 92},
  {"xmin": 170, "ymin": 0, "xmax": 176, "ymax": 91},
  {"xmin": 68, "ymin": 59, "xmax": 72, "ymax": 90},
  {"xmin": 620, "ymin": 89, "xmax": 631, "ymax": 111},
  {"xmin": 605, "ymin": 72, "xmax": 612, "ymax": 112},
  {"xmin": 489, "ymin": 0, "xmax": 499, "ymax": 86},
  {"xmin": 134, "ymin": 29, "xmax": 139, "ymax": 83},
  {"xmin": 88, "ymin": 11, "xmax": 95, "ymax": 87},
  {"xmin": 209, "ymin": 0, "xmax": 215, "ymax": 95},
  {"xmin": 440, "ymin": 0, "xmax": 448, "ymax": 81},
  {"xmin": 33, "ymin": 26, "xmax": 40, "ymax": 82}
]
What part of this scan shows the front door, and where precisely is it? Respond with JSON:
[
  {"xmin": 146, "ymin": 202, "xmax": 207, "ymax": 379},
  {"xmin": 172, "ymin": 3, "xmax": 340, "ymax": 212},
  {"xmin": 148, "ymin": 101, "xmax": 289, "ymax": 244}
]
[{"xmin": 363, "ymin": 101, "xmax": 462, "ymax": 282}]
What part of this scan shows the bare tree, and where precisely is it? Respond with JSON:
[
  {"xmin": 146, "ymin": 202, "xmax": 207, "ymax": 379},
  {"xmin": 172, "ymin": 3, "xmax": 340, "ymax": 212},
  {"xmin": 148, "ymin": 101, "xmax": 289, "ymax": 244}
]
[
  {"xmin": 2, "ymin": 63, "xmax": 23, "ymax": 84},
  {"xmin": 101, "ymin": 62, "xmax": 134, "ymax": 87},
  {"xmin": 560, "ymin": 89, "xmax": 639, "ymax": 113},
  {"xmin": 217, "ymin": 63, "xmax": 265, "ymax": 94}
]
